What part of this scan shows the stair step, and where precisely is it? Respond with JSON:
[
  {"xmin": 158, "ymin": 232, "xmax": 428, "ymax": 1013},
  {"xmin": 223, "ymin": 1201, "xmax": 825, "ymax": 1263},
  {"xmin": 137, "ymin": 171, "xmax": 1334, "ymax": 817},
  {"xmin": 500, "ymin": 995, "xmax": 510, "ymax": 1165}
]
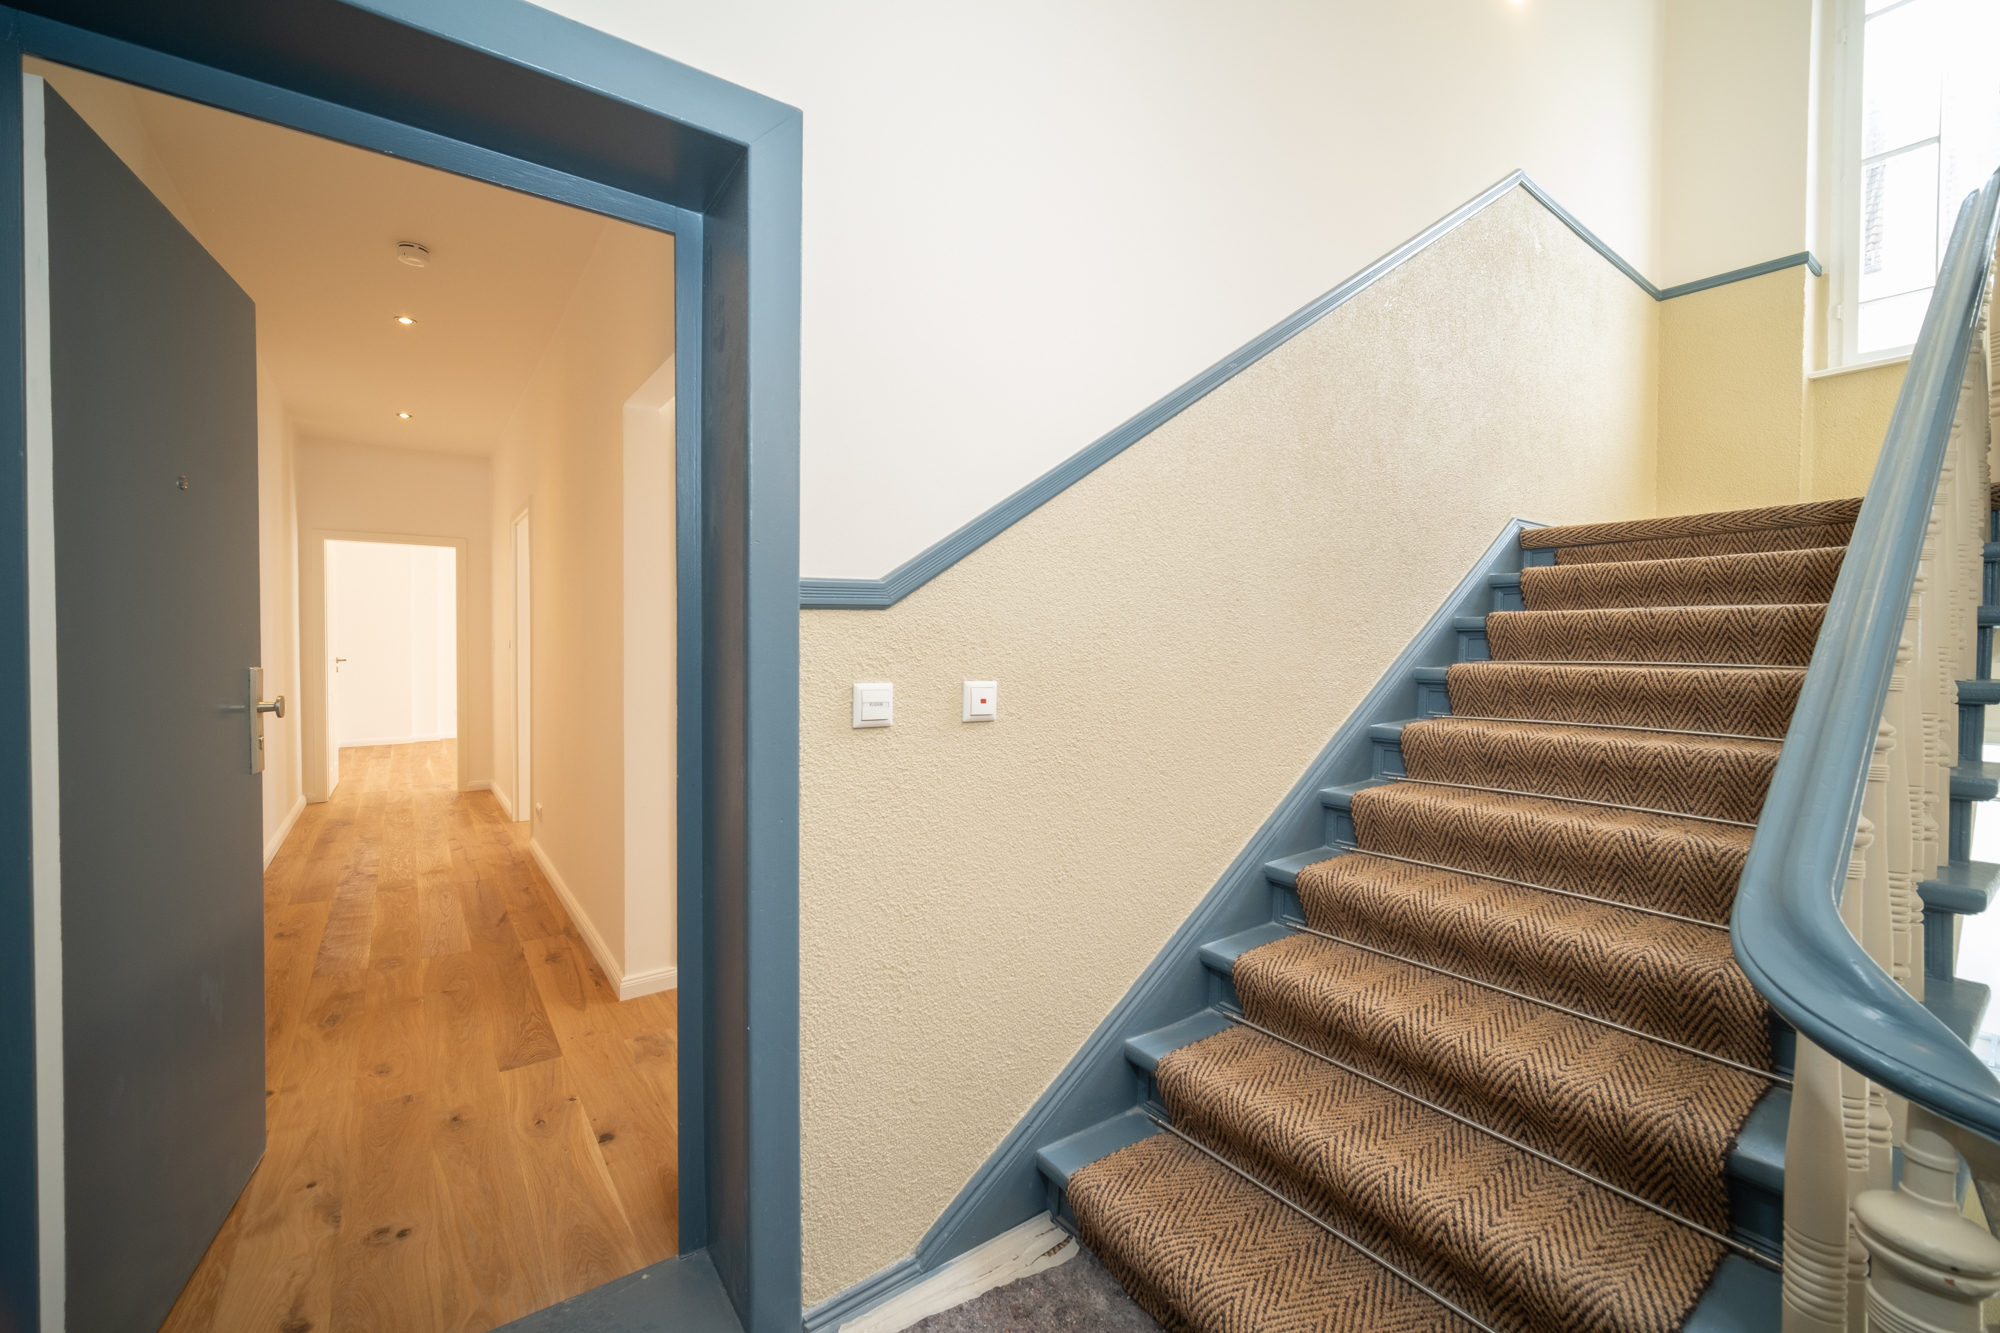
[
  {"xmin": 1981, "ymin": 606, "xmax": 2000, "ymax": 628},
  {"xmin": 1452, "ymin": 614, "xmax": 1489, "ymax": 662},
  {"xmin": 1487, "ymin": 572, "xmax": 1524, "ymax": 612},
  {"xmin": 1262, "ymin": 847, "xmax": 1344, "ymax": 890},
  {"xmin": 1919, "ymin": 860, "xmax": 2000, "ymax": 916},
  {"xmin": 1196, "ymin": 923, "xmax": 1291, "ymax": 980},
  {"xmin": 1923, "ymin": 974, "xmax": 1992, "ymax": 1046},
  {"xmin": 1034, "ymin": 1106, "xmax": 1156, "ymax": 1193},
  {"xmin": 1725, "ymin": 1087, "xmax": 1788, "ymax": 1261},
  {"xmin": 1123, "ymin": 1009, "xmax": 1234, "ymax": 1076},
  {"xmin": 1682, "ymin": 1257, "xmax": 1783, "ymax": 1333},
  {"xmin": 1367, "ymin": 720, "xmax": 1410, "ymax": 777},
  {"xmin": 1949, "ymin": 763, "xmax": 2000, "ymax": 802},
  {"xmin": 1316, "ymin": 779, "xmax": 1391, "ymax": 845},
  {"xmin": 1412, "ymin": 665, "xmax": 1451, "ymax": 716},
  {"xmin": 1961, "ymin": 679, "xmax": 2000, "ymax": 706}
]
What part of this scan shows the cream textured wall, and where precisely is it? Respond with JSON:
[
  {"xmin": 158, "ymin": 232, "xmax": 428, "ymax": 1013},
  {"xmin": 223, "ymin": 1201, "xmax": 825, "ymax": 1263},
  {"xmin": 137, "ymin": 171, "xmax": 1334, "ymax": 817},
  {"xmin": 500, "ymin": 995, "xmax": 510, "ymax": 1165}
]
[
  {"xmin": 531, "ymin": 0, "xmax": 1675, "ymax": 580},
  {"xmin": 294, "ymin": 440, "xmax": 492, "ymax": 795},
  {"xmin": 489, "ymin": 220, "xmax": 675, "ymax": 983},
  {"xmin": 1657, "ymin": 268, "xmax": 1811, "ymax": 514},
  {"xmin": 798, "ymin": 186, "xmax": 1659, "ymax": 1300}
]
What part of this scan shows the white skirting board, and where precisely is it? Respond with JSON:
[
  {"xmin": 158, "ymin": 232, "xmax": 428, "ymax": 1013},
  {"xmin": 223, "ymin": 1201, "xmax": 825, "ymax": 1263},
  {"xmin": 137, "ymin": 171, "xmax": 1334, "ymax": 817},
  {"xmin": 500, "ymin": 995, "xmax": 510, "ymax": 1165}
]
[
  {"xmin": 527, "ymin": 837, "xmax": 677, "ymax": 1000},
  {"xmin": 469, "ymin": 781, "xmax": 515, "ymax": 820},
  {"xmin": 837, "ymin": 1213, "xmax": 1078, "ymax": 1333},
  {"xmin": 264, "ymin": 793, "xmax": 306, "ymax": 869}
]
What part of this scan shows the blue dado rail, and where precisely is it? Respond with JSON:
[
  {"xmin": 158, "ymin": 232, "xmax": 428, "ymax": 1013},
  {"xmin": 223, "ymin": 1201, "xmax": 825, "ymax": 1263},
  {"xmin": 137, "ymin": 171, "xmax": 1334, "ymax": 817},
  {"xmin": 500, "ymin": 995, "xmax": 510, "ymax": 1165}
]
[{"xmin": 1732, "ymin": 172, "xmax": 2000, "ymax": 1140}]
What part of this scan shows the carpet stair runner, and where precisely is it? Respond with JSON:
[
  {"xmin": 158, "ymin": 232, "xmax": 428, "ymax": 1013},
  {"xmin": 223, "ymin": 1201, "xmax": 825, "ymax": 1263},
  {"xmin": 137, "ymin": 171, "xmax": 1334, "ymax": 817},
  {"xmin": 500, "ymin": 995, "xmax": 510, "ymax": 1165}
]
[{"xmin": 1031, "ymin": 496, "xmax": 2000, "ymax": 1333}]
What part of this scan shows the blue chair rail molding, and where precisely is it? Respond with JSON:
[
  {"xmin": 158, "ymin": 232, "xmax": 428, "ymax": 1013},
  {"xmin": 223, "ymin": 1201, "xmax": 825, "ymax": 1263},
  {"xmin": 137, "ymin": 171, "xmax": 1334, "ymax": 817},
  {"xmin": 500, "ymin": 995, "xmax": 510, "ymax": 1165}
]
[{"xmin": 1731, "ymin": 169, "xmax": 2000, "ymax": 1140}]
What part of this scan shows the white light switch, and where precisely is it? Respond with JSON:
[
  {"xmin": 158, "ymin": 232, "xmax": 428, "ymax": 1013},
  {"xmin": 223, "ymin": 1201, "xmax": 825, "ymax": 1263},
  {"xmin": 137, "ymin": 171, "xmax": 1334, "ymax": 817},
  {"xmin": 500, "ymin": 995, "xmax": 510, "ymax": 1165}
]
[
  {"xmin": 962, "ymin": 680, "xmax": 997, "ymax": 722},
  {"xmin": 853, "ymin": 682, "xmax": 893, "ymax": 728}
]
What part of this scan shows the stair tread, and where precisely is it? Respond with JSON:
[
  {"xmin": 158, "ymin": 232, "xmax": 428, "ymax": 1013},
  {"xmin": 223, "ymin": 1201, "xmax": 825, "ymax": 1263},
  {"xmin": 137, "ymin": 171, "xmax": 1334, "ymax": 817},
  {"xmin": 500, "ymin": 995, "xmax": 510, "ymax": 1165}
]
[
  {"xmin": 1263, "ymin": 846, "xmax": 1345, "ymax": 888},
  {"xmin": 1229, "ymin": 932, "xmax": 1768, "ymax": 1227},
  {"xmin": 1487, "ymin": 604, "xmax": 1826, "ymax": 667},
  {"xmin": 1035, "ymin": 1106, "xmax": 1156, "ymax": 1187},
  {"xmin": 1196, "ymin": 923, "xmax": 1291, "ymax": 975},
  {"xmin": 1950, "ymin": 762, "xmax": 2000, "ymax": 801},
  {"xmin": 1520, "ymin": 546, "xmax": 1844, "ymax": 613},
  {"xmin": 1726, "ymin": 1087, "xmax": 1788, "ymax": 1194},
  {"xmin": 1295, "ymin": 853, "xmax": 1770, "ymax": 1067},
  {"xmin": 1443, "ymin": 662, "xmax": 1803, "ymax": 738},
  {"xmin": 1919, "ymin": 860, "xmax": 2000, "ymax": 916},
  {"xmin": 1959, "ymin": 678, "xmax": 2000, "ymax": 705},
  {"xmin": 1350, "ymin": 782, "xmax": 1753, "ymax": 924},
  {"xmin": 1520, "ymin": 498, "xmax": 1860, "ymax": 553},
  {"xmin": 1923, "ymin": 974, "xmax": 1992, "ymax": 1046},
  {"xmin": 1398, "ymin": 716, "xmax": 1780, "ymax": 824},
  {"xmin": 1123, "ymin": 1009, "xmax": 1234, "ymax": 1075}
]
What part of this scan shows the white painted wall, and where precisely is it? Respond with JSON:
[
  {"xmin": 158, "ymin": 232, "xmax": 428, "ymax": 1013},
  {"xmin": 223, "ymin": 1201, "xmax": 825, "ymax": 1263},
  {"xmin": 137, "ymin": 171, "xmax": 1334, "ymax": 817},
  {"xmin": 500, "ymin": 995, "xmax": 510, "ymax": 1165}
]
[
  {"xmin": 256, "ymin": 355, "xmax": 304, "ymax": 864},
  {"xmin": 490, "ymin": 219, "xmax": 678, "ymax": 998},
  {"xmin": 526, "ymin": 0, "xmax": 1816, "ymax": 580},
  {"xmin": 327, "ymin": 540, "xmax": 457, "ymax": 747}
]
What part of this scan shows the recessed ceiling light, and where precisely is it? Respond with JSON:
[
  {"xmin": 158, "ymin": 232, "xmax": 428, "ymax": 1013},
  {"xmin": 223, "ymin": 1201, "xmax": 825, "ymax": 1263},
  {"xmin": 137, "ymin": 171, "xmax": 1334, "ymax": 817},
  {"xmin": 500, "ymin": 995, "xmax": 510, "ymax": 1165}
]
[
  {"xmin": 396, "ymin": 412, "xmax": 412, "ymax": 419},
  {"xmin": 395, "ymin": 315, "xmax": 416, "ymax": 325}
]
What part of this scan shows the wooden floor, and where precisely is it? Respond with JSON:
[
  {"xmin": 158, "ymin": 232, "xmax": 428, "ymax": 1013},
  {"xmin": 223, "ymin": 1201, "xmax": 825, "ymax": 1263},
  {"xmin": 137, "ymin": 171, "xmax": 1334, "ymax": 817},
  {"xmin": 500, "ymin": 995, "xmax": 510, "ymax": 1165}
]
[{"xmin": 162, "ymin": 740, "xmax": 678, "ymax": 1333}]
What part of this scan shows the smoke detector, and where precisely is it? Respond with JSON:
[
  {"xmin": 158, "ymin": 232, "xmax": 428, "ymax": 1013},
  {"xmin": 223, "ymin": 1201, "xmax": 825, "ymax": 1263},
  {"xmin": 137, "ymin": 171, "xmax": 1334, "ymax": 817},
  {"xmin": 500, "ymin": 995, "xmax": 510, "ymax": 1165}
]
[{"xmin": 396, "ymin": 242, "xmax": 430, "ymax": 268}]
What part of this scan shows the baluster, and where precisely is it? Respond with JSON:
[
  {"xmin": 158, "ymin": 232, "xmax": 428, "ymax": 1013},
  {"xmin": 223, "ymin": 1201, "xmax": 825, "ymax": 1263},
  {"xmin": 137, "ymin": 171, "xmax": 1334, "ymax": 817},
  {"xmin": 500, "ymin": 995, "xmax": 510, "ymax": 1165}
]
[
  {"xmin": 1886, "ymin": 661, "xmax": 1920, "ymax": 997},
  {"xmin": 1787, "ymin": 1034, "xmax": 1854, "ymax": 1333},
  {"xmin": 1856, "ymin": 1104, "xmax": 2000, "ymax": 1331}
]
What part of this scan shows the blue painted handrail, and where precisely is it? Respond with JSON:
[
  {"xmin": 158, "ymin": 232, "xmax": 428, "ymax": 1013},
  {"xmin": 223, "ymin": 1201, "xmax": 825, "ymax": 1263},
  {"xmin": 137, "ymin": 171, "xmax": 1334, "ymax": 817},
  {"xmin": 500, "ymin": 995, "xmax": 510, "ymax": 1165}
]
[{"xmin": 1733, "ymin": 171, "xmax": 2000, "ymax": 1142}]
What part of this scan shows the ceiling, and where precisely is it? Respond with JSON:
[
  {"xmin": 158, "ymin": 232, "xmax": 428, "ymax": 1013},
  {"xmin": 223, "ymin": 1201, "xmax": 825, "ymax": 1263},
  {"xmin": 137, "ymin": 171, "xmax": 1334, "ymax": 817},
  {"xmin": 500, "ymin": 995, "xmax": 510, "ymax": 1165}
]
[{"xmin": 29, "ymin": 58, "xmax": 674, "ymax": 457}]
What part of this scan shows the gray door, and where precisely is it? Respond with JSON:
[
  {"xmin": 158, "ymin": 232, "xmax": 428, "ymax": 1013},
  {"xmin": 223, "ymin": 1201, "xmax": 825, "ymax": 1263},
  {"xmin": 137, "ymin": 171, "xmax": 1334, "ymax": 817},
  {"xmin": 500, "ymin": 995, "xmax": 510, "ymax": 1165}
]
[{"xmin": 38, "ymin": 84, "xmax": 265, "ymax": 1331}]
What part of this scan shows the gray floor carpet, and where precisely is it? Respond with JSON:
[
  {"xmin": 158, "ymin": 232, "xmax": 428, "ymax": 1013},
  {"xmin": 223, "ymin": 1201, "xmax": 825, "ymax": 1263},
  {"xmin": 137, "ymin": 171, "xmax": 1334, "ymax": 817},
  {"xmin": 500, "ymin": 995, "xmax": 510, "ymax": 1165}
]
[{"xmin": 905, "ymin": 1243, "xmax": 1162, "ymax": 1332}]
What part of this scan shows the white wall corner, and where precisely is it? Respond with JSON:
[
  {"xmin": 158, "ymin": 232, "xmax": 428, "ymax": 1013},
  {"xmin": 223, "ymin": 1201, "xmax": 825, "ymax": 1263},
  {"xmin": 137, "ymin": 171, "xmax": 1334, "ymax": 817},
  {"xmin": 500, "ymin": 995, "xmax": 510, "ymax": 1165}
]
[
  {"xmin": 527, "ymin": 837, "xmax": 675, "ymax": 1001},
  {"xmin": 263, "ymin": 794, "xmax": 307, "ymax": 870}
]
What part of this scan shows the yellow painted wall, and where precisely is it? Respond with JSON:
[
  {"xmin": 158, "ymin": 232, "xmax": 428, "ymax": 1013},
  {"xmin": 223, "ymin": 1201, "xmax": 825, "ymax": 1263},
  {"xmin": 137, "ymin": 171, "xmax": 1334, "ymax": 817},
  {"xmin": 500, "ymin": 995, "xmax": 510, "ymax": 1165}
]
[
  {"xmin": 1657, "ymin": 268, "xmax": 1809, "ymax": 514},
  {"xmin": 1808, "ymin": 362, "xmax": 1909, "ymax": 500},
  {"xmin": 796, "ymin": 186, "xmax": 1660, "ymax": 1299}
]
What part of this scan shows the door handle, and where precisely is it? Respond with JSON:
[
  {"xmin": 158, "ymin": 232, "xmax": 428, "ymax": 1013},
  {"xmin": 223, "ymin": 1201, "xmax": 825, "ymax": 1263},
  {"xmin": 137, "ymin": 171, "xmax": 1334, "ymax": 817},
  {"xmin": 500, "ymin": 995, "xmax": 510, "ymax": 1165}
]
[{"xmin": 247, "ymin": 667, "xmax": 284, "ymax": 774}]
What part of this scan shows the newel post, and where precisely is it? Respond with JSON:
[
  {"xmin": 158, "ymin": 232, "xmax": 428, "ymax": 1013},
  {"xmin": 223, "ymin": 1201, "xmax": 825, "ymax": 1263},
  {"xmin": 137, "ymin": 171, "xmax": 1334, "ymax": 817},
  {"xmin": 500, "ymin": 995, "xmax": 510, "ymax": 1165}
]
[{"xmin": 1854, "ymin": 1104, "xmax": 2000, "ymax": 1332}]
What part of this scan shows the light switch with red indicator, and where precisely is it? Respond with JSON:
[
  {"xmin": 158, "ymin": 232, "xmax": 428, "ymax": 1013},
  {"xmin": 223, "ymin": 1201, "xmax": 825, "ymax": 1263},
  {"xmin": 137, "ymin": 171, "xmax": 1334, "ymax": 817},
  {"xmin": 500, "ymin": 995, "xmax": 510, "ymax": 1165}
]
[{"xmin": 962, "ymin": 681, "xmax": 997, "ymax": 722}]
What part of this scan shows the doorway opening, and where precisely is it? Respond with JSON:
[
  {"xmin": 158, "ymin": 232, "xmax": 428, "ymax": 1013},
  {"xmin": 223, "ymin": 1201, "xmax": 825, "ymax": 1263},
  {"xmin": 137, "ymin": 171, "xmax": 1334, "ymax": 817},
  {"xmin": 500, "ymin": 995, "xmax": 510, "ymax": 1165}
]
[
  {"xmin": 23, "ymin": 54, "xmax": 683, "ymax": 1333},
  {"xmin": 326, "ymin": 537, "xmax": 461, "ymax": 791}
]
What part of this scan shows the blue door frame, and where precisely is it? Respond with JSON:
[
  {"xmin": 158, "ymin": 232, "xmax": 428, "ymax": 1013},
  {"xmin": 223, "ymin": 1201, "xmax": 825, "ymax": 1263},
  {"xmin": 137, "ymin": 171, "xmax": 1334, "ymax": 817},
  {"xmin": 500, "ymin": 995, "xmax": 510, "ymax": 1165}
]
[{"xmin": 0, "ymin": 3, "xmax": 802, "ymax": 1329}]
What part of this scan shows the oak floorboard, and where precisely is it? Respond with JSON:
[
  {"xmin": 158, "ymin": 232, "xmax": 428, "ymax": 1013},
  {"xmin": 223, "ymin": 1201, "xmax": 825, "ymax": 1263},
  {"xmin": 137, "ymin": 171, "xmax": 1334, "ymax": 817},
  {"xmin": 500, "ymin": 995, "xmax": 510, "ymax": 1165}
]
[
  {"xmin": 525, "ymin": 935, "xmax": 679, "ymax": 1261},
  {"xmin": 160, "ymin": 741, "xmax": 672, "ymax": 1333},
  {"xmin": 499, "ymin": 1058, "xmax": 646, "ymax": 1298}
]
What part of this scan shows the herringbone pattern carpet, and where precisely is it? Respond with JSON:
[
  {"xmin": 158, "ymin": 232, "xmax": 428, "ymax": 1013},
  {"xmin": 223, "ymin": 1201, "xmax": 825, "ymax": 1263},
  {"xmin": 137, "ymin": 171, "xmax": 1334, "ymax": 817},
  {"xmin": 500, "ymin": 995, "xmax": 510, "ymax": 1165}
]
[{"xmin": 1071, "ymin": 501, "xmax": 1856, "ymax": 1331}]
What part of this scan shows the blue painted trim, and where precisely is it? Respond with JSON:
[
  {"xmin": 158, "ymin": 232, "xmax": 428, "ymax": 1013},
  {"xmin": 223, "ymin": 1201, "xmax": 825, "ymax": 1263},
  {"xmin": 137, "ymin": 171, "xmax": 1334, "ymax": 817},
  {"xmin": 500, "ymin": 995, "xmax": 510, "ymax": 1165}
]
[
  {"xmin": 800, "ymin": 1257, "xmax": 922, "ymax": 1332},
  {"xmin": 2, "ymin": 4, "xmax": 804, "ymax": 1328},
  {"xmin": 1731, "ymin": 171, "xmax": 2000, "ymax": 1143},
  {"xmin": 1657, "ymin": 252, "xmax": 1822, "ymax": 300},
  {"xmin": 801, "ymin": 170, "xmax": 1822, "ymax": 611},
  {"xmin": 807, "ymin": 516, "xmax": 1542, "ymax": 1328}
]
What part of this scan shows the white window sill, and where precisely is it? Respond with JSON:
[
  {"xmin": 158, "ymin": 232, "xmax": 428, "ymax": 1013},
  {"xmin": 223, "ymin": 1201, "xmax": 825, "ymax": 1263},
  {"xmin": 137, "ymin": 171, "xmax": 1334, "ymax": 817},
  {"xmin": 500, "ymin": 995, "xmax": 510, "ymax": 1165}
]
[{"xmin": 1808, "ymin": 351, "xmax": 1914, "ymax": 380}]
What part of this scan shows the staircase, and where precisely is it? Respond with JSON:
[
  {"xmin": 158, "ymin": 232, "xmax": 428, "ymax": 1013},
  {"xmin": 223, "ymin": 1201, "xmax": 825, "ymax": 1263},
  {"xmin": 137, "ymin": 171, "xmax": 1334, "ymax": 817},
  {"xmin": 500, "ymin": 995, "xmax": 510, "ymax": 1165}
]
[{"xmin": 1031, "ymin": 496, "xmax": 2000, "ymax": 1332}]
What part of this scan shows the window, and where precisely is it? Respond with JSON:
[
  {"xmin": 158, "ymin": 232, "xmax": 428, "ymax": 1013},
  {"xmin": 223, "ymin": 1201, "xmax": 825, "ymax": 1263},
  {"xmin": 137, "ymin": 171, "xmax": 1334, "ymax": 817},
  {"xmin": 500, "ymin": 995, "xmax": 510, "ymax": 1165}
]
[{"xmin": 1834, "ymin": 0, "xmax": 2000, "ymax": 362}]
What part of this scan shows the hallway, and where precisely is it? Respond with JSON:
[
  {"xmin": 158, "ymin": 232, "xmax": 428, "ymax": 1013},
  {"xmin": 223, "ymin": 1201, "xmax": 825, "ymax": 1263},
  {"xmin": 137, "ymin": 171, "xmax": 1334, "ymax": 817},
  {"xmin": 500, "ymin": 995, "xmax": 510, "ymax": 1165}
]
[{"xmin": 163, "ymin": 741, "xmax": 679, "ymax": 1333}]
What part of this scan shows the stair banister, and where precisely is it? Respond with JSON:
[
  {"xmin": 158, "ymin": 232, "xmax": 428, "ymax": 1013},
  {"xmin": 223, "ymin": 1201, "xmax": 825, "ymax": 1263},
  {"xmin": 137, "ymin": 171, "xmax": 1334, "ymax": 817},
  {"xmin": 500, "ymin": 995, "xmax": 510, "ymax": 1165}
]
[{"xmin": 1732, "ymin": 171, "xmax": 2000, "ymax": 1332}]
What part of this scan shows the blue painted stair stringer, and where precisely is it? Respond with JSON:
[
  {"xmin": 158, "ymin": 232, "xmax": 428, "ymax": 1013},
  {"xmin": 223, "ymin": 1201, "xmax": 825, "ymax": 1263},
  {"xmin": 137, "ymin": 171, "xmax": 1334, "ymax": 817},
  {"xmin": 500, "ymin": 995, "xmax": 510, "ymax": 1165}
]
[{"xmin": 807, "ymin": 517, "xmax": 1547, "ymax": 1327}]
